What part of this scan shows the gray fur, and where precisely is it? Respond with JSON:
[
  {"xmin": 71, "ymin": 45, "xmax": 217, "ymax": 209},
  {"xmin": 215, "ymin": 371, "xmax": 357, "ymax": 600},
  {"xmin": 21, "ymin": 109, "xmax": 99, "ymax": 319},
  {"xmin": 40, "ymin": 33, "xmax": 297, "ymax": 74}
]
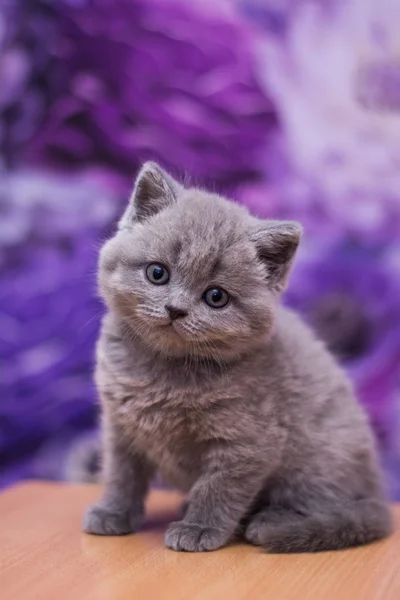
[{"xmin": 83, "ymin": 162, "xmax": 392, "ymax": 552}]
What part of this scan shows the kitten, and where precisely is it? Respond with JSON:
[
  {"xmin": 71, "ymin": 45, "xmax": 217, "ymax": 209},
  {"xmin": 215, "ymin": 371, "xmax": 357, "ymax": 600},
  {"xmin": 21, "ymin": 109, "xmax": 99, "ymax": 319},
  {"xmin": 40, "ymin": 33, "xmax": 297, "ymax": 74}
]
[{"xmin": 83, "ymin": 162, "xmax": 392, "ymax": 553}]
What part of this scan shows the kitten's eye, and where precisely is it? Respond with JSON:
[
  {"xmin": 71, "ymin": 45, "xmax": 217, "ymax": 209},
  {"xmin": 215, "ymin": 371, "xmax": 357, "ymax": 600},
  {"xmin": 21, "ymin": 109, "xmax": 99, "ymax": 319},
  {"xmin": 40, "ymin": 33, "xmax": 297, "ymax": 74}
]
[
  {"xmin": 146, "ymin": 263, "xmax": 169, "ymax": 285},
  {"xmin": 204, "ymin": 287, "xmax": 230, "ymax": 309}
]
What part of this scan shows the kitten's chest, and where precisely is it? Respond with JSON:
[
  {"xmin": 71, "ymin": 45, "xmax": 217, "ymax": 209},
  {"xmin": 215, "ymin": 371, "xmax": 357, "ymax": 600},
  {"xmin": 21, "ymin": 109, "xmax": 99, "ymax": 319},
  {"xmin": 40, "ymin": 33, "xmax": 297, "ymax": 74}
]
[
  {"xmin": 113, "ymin": 373, "xmax": 219, "ymax": 488},
  {"xmin": 118, "ymin": 384, "xmax": 202, "ymax": 444}
]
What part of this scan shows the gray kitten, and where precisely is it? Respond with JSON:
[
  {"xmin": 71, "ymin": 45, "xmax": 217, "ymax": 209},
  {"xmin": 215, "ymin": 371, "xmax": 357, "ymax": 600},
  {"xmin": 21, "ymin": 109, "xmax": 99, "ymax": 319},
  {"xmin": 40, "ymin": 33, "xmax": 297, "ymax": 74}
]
[{"xmin": 84, "ymin": 162, "xmax": 392, "ymax": 553}]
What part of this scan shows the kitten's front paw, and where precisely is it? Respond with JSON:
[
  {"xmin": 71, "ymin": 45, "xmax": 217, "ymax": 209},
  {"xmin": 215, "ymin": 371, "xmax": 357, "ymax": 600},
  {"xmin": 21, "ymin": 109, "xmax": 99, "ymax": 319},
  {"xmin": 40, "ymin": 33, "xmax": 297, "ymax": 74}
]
[
  {"xmin": 165, "ymin": 521, "xmax": 227, "ymax": 552},
  {"xmin": 83, "ymin": 504, "xmax": 143, "ymax": 536}
]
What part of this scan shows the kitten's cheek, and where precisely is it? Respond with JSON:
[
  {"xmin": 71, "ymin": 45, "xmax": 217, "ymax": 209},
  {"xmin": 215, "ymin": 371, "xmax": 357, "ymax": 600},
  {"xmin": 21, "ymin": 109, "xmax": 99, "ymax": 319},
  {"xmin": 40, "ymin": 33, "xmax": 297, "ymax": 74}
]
[
  {"xmin": 100, "ymin": 288, "xmax": 116, "ymax": 311},
  {"xmin": 107, "ymin": 291, "xmax": 139, "ymax": 318}
]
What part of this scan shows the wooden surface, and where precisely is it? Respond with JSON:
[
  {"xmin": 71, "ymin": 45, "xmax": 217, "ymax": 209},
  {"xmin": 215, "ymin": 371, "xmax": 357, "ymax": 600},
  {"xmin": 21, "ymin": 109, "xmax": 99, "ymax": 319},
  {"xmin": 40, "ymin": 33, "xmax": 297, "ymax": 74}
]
[{"xmin": 1, "ymin": 483, "xmax": 400, "ymax": 600}]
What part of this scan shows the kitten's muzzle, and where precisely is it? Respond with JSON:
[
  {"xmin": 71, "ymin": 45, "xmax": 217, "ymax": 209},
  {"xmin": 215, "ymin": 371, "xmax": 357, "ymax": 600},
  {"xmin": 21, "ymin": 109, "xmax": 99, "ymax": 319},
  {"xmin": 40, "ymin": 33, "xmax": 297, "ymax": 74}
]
[{"xmin": 165, "ymin": 304, "xmax": 188, "ymax": 321}]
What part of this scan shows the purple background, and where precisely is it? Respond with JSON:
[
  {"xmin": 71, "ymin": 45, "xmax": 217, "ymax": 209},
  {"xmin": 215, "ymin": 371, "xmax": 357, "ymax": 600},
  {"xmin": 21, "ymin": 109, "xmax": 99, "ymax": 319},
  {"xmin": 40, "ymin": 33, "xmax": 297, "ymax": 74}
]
[{"xmin": 1, "ymin": 0, "xmax": 399, "ymax": 498}]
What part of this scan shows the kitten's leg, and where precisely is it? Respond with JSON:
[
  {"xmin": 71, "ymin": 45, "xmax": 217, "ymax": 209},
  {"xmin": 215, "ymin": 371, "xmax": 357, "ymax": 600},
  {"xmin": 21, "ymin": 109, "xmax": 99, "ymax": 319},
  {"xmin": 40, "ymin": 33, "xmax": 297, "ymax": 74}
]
[
  {"xmin": 165, "ymin": 460, "xmax": 270, "ymax": 552},
  {"xmin": 245, "ymin": 498, "xmax": 392, "ymax": 553},
  {"xmin": 83, "ymin": 435, "xmax": 154, "ymax": 536}
]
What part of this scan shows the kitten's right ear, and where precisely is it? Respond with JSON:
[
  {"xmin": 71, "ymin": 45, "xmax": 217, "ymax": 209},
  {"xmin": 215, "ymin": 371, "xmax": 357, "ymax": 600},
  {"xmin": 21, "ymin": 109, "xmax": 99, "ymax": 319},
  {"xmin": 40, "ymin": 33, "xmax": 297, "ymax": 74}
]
[
  {"xmin": 248, "ymin": 220, "xmax": 303, "ymax": 291},
  {"xmin": 118, "ymin": 162, "xmax": 181, "ymax": 229}
]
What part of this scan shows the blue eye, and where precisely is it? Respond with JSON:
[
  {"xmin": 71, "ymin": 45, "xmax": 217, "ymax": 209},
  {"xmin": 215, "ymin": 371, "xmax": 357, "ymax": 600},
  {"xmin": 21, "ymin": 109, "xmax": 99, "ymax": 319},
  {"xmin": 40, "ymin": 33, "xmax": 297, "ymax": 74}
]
[
  {"xmin": 204, "ymin": 287, "xmax": 230, "ymax": 308},
  {"xmin": 146, "ymin": 263, "xmax": 169, "ymax": 285}
]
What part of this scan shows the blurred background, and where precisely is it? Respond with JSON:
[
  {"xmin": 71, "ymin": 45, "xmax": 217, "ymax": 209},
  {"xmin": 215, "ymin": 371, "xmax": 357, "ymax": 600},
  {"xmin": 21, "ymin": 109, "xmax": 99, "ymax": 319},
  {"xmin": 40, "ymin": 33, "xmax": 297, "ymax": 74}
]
[{"xmin": 1, "ymin": 0, "xmax": 399, "ymax": 498}]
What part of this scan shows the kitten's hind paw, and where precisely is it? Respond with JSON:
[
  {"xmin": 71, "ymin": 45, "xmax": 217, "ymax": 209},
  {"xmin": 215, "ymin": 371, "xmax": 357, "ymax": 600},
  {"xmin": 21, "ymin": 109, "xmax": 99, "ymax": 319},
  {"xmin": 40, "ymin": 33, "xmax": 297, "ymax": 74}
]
[
  {"xmin": 83, "ymin": 504, "xmax": 143, "ymax": 536},
  {"xmin": 244, "ymin": 512, "xmax": 272, "ymax": 546},
  {"xmin": 165, "ymin": 521, "xmax": 227, "ymax": 552}
]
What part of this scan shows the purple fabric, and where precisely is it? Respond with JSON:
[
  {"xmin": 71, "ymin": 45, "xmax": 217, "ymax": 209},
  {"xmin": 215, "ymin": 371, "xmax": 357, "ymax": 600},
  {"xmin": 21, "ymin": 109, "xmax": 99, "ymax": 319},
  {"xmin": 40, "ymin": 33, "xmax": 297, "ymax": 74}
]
[
  {"xmin": 0, "ymin": 170, "xmax": 121, "ymax": 487},
  {"xmin": 26, "ymin": 0, "xmax": 276, "ymax": 190}
]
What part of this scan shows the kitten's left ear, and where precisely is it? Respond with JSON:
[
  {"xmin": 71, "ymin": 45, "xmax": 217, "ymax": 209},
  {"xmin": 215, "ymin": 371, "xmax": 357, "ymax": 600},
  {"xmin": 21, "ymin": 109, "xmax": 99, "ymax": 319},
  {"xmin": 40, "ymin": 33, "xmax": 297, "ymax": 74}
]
[
  {"xmin": 248, "ymin": 220, "xmax": 303, "ymax": 291},
  {"xmin": 119, "ymin": 162, "xmax": 182, "ymax": 228}
]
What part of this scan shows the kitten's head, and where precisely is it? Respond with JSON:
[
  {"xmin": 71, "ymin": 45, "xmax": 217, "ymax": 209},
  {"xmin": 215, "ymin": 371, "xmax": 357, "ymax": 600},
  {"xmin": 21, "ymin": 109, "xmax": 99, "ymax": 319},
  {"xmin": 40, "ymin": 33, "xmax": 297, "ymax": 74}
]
[{"xmin": 99, "ymin": 162, "xmax": 302, "ymax": 361}]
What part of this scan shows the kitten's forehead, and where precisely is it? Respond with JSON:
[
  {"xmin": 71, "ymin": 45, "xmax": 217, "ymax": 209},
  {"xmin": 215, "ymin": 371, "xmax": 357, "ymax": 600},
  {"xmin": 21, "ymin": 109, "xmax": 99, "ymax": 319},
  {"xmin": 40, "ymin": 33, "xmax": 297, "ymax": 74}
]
[
  {"xmin": 176, "ymin": 194, "xmax": 244, "ymax": 245},
  {"xmin": 153, "ymin": 191, "xmax": 253, "ymax": 280}
]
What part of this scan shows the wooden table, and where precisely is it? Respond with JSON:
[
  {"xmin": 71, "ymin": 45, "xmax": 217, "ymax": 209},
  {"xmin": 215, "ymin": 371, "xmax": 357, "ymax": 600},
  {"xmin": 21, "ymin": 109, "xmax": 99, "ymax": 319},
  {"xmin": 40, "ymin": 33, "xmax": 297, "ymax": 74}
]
[{"xmin": 1, "ymin": 483, "xmax": 399, "ymax": 600}]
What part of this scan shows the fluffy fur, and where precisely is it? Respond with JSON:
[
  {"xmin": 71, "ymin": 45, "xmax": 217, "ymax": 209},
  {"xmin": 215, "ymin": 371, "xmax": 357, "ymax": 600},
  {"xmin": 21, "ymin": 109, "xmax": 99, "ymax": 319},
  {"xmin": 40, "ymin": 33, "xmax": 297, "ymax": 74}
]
[{"xmin": 83, "ymin": 162, "xmax": 392, "ymax": 553}]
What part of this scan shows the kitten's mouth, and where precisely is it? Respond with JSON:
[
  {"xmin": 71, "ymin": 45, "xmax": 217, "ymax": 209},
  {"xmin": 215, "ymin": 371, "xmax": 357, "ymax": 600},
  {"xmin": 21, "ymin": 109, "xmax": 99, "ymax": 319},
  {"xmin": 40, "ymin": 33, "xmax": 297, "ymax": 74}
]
[
  {"xmin": 162, "ymin": 321, "xmax": 183, "ymax": 337},
  {"xmin": 161, "ymin": 322, "xmax": 227, "ymax": 347}
]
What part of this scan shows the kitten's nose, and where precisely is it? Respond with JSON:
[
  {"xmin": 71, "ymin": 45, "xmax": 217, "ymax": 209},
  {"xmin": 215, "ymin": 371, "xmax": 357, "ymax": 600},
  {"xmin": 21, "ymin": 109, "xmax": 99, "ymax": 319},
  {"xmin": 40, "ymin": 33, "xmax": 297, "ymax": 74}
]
[{"xmin": 165, "ymin": 304, "xmax": 187, "ymax": 321}]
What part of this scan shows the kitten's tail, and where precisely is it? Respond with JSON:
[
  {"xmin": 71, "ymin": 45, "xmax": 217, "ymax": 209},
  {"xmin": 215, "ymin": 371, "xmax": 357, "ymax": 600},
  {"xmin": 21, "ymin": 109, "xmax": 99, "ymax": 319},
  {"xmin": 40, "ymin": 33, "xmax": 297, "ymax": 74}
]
[
  {"xmin": 247, "ymin": 498, "xmax": 393, "ymax": 553},
  {"xmin": 64, "ymin": 432, "xmax": 102, "ymax": 484}
]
